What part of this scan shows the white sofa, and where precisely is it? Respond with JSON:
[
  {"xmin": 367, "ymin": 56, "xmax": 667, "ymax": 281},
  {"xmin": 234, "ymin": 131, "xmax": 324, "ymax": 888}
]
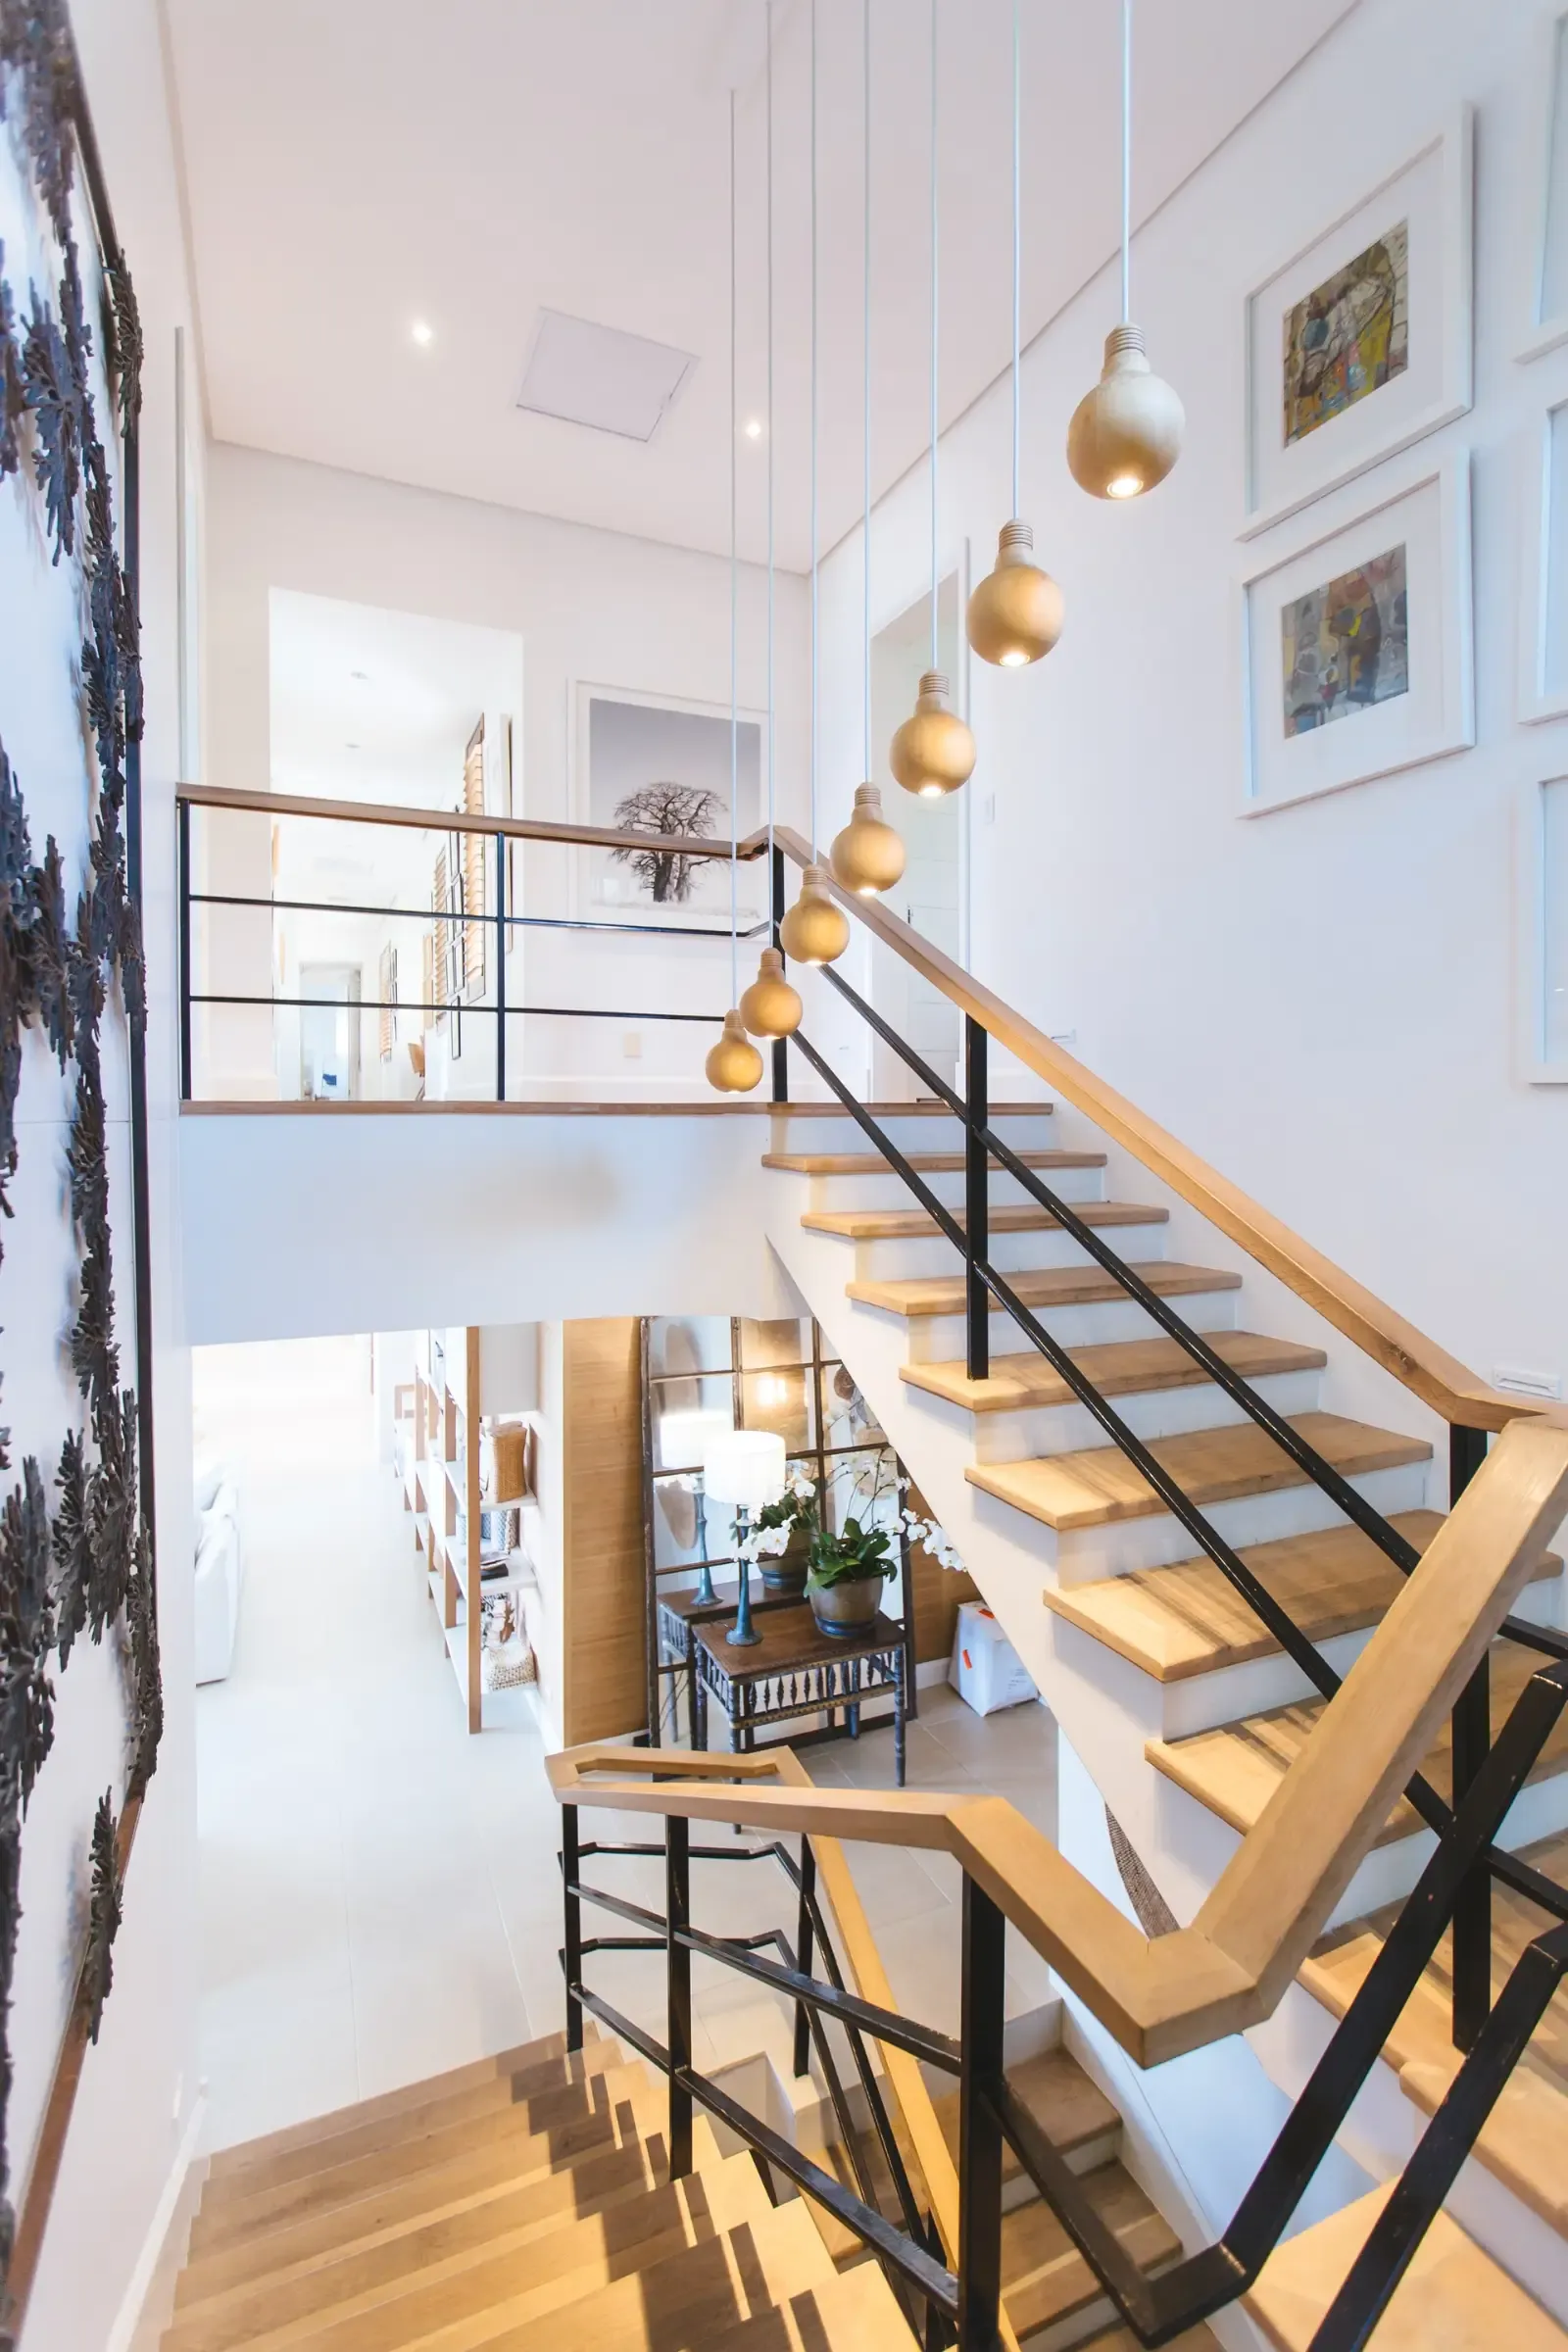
[{"xmin": 194, "ymin": 1461, "xmax": 243, "ymax": 1684}]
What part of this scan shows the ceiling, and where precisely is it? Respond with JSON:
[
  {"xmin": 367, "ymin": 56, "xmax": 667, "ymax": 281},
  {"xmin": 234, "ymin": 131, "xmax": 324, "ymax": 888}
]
[{"xmin": 165, "ymin": 0, "xmax": 1353, "ymax": 571}]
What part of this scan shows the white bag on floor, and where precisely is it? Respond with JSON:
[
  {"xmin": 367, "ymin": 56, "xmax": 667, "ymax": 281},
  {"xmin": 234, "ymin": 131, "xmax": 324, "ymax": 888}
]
[{"xmin": 950, "ymin": 1601, "xmax": 1037, "ymax": 1716}]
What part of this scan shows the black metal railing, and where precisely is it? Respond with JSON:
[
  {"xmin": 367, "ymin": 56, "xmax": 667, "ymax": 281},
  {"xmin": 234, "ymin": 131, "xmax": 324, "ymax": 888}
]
[
  {"xmin": 758, "ymin": 835, "xmax": 1568, "ymax": 2073},
  {"xmin": 175, "ymin": 804, "xmax": 767, "ymax": 1103},
  {"xmin": 562, "ymin": 1652, "xmax": 1568, "ymax": 2349}
]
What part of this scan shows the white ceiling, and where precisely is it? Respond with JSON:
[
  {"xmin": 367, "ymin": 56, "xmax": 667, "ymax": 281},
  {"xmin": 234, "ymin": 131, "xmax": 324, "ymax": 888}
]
[{"xmin": 166, "ymin": 0, "xmax": 1352, "ymax": 571}]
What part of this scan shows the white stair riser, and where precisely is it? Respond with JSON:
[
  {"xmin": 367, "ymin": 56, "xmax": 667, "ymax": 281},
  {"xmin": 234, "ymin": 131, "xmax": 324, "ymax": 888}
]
[
  {"xmin": 898, "ymin": 1288, "xmax": 1242, "ymax": 1363},
  {"xmin": 1040, "ymin": 1459, "xmax": 1434, "ymax": 1584},
  {"xmin": 797, "ymin": 1163, "xmax": 1107, "ymax": 1213},
  {"xmin": 839, "ymin": 1218, "xmax": 1172, "ymax": 1286},
  {"xmin": 970, "ymin": 1366, "xmax": 1325, "ymax": 1466},
  {"xmin": 772, "ymin": 1112, "xmax": 1056, "ymax": 1154}
]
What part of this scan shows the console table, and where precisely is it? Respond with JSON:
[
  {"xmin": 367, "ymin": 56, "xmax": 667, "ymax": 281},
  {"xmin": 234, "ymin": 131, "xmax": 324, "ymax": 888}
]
[{"xmin": 687, "ymin": 1603, "xmax": 907, "ymax": 1787}]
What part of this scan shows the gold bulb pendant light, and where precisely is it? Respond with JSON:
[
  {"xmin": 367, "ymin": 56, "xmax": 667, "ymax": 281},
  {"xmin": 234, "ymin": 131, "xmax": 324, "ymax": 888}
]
[
  {"xmin": 740, "ymin": 946, "xmax": 802, "ymax": 1037},
  {"xmin": 707, "ymin": 1007, "xmax": 764, "ymax": 1093},
  {"xmin": 890, "ymin": 671, "xmax": 975, "ymax": 800},
  {"xmin": 778, "ymin": 863, "xmax": 850, "ymax": 966},
  {"xmin": 967, "ymin": 521, "xmax": 1064, "ymax": 667},
  {"xmin": 830, "ymin": 784, "xmax": 906, "ymax": 896},
  {"xmin": 1067, "ymin": 323, "xmax": 1183, "ymax": 500}
]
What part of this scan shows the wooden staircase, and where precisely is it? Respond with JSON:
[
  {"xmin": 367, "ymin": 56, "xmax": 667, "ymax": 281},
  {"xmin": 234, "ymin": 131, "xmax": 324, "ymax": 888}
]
[
  {"xmin": 760, "ymin": 1102, "xmax": 1568, "ymax": 2336},
  {"xmin": 161, "ymin": 2028, "xmax": 913, "ymax": 2352}
]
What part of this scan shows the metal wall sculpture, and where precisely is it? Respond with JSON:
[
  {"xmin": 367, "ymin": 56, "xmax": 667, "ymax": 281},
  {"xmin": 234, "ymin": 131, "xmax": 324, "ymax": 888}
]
[{"xmin": 0, "ymin": 3, "xmax": 159, "ymax": 2335}]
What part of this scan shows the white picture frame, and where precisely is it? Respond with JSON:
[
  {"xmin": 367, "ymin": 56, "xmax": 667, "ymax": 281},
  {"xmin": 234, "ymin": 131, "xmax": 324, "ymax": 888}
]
[
  {"xmin": 567, "ymin": 680, "xmax": 767, "ymax": 928},
  {"xmin": 1239, "ymin": 453, "xmax": 1473, "ymax": 819},
  {"xmin": 1517, "ymin": 397, "xmax": 1568, "ymax": 723},
  {"xmin": 1518, "ymin": 772, "xmax": 1568, "ymax": 1082},
  {"xmin": 1240, "ymin": 108, "xmax": 1473, "ymax": 541},
  {"xmin": 1518, "ymin": 9, "xmax": 1568, "ymax": 365}
]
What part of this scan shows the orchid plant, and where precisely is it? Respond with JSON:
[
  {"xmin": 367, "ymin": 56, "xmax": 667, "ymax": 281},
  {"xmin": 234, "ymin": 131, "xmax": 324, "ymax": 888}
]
[{"xmin": 730, "ymin": 1453, "xmax": 966, "ymax": 1584}]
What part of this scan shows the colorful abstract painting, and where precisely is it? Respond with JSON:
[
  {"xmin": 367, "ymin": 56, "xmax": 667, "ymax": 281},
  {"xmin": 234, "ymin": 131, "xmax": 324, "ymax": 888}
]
[
  {"xmin": 1281, "ymin": 544, "xmax": 1408, "ymax": 736},
  {"xmin": 1283, "ymin": 222, "xmax": 1408, "ymax": 446}
]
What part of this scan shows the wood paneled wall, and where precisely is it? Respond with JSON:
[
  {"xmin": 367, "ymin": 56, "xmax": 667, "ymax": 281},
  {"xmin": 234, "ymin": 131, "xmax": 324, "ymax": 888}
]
[{"xmin": 561, "ymin": 1317, "xmax": 646, "ymax": 1743}]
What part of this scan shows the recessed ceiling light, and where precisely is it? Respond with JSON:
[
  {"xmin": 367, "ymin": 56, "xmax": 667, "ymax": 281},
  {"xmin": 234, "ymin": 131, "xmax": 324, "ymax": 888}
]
[
  {"xmin": 516, "ymin": 309, "xmax": 695, "ymax": 441},
  {"xmin": 411, "ymin": 319, "xmax": 434, "ymax": 348},
  {"xmin": 744, "ymin": 417, "xmax": 763, "ymax": 440},
  {"xmin": 350, "ymin": 668, "xmax": 369, "ymax": 681},
  {"xmin": 346, "ymin": 741, "xmax": 361, "ymax": 751}
]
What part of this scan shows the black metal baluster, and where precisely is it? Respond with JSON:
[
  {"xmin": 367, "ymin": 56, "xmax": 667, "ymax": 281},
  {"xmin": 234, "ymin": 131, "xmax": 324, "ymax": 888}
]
[
  {"xmin": 957, "ymin": 1877, "xmax": 1005, "ymax": 2350},
  {"xmin": 666, "ymin": 1812, "xmax": 694, "ymax": 2177},
  {"xmin": 771, "ymin": 842, "xmax": 789, "ymax": 1102},
  {"xmin": 562, "ymin": 1802, "xmax": 583, "ymax": 2053},
  {"xmin": 178, "ymin": 796, "xmax": 193, "ymax": 1102},
  {"xmin": 1449, "ymin": 1422, "xmax": 1492, "ymax": 2051},
  {"xmin": 793, "ymin": 1838, "xmax": 816, "ymax": 2078},
  {"xmin": 965, "ymin": 1015, "xmax": 989, "ymax": 1382},
  {"xmin": 494, "ymin": 830, "xmax": 507, "ymax": 1102}
]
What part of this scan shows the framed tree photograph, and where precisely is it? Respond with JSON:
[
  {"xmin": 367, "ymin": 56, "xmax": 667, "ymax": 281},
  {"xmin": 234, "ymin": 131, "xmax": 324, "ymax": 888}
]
[
  {"xmin": 571, "ymin": 682, "xmax": 766, "ymax": 928},
  {"xmin": 1240, "ymin": 109, "xmax": 1473, "ymax": 539},
  {"xmin": 1518, "ymin": 773, "xmax": 1568, "ymax": 1084},
  {"xmin": 1239, "ymin": 454, "xmax": 1473, "ymax": 816},
  {"xmin": 1518, "ymin": 9, "xmax": 1568, "ymax": 364},
  {"xmin": 1517, "ymin": 394, "xmax": 1568, "ymax": 724}
]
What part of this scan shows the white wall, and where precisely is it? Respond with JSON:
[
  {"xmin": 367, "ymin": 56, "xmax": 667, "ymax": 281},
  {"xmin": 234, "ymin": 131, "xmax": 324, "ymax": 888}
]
[
  {"xmin": 13, "ymin": 6, "xmax": 200, "ymax": 2347},
  {"xmin": 207, "ymin": 445, "xmax": 812, "ymax": 1101},
  {"xmin": 817, "ymin": 0, "xmax": 1568, "ymax": 1399}
]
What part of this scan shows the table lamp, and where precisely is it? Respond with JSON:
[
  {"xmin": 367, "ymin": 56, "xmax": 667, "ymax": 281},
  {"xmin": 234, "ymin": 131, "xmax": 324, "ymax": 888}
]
[{"xmin": 702, "ymin": 1427, "xmax": 786, "ymax": 1647}]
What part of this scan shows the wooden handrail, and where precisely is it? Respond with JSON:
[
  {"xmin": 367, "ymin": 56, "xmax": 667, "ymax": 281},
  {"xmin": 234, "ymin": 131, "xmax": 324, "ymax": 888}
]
[
  {"xmin": 552, "ymin": 1416, "xmax": 1568, "ymax": 2070},
  {"xmin": 177, "ymin": 781, "xmax": 772, "ymax": 863},
  {"xmin": 773, "ymin": 822, "xmax": 1537, "ymax": 1435}
]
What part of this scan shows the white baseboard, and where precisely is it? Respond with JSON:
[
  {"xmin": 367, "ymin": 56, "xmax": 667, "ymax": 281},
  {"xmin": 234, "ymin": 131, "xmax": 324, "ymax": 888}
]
[{"xmin": 108, "ymin": 2094, "xmax": 209, "ymax": 2352}]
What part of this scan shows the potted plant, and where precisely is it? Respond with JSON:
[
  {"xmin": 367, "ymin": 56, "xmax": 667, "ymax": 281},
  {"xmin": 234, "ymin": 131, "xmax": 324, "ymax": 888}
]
[
  {"xmin": 740, "ymin": 1469, "xmax": 816, "ymax": 1595},
  {"xmin": 806, "ymin": 1511, "xmax": 895, "ymax": 1636}
]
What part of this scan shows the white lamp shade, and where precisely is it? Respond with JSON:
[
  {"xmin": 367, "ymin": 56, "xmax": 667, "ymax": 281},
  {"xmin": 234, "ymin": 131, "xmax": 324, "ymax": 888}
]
[{"xmin": 702, "ymin": 1427, "xmax": 787, "ymax": 1511}]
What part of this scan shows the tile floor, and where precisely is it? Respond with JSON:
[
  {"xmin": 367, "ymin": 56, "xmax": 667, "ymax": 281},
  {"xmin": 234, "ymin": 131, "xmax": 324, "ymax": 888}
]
[{"xmin": 194, "ymin": 1336, "xmax": 1059, "ymax": 2153}]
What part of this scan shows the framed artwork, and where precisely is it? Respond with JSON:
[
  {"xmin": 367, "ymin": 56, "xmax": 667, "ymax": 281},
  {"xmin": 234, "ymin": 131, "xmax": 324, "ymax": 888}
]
[
  {"xmin": 1519, "ymin": 774, "xmax": 1568, "ymax": 1083},
  {"xmin": 1519, "ymin": 9, "xmax": 1568, "ymax": 364},
  {"xmin": 1518, "ymin": 396, "xmax": 1568, "ymax": 723},
  {"xmin": 1241, "ymin": 109, "xmax": 1473, "ymax": 540},
  {"xmin": 1239, "ymin": 455, "xmax": 1473, "ymax": 817},
  {"xmin": 571, "ymin": 682, "xmax": 765, "ymax": 928}
]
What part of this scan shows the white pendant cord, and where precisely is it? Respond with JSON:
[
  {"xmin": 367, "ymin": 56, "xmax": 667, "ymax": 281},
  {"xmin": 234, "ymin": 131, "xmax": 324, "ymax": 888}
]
[
  {"xmin": 728, "ymin": 87, "xmax": 739, "ymax": 1007},
  {"xmin": 765, "ymin": 0, "xmax": 776, "ymax": 875},
  {"xmin": 809, "ymin": 0, "xmax": 818, "ymax": 855},
  {"xmin": 1011, "ymin": 0, "xmax": 1021, "ymax": 518},
  {"xmin": 1120, "ymin": 0, "xmax": 1132, "ymax": 324},
  {"xmin": 862, "ymin": 0, "xmax": 872, "ymax": 781},
  {"xmin": 929, "ymin": 0, "xmax": 939, "ymax": 674}
]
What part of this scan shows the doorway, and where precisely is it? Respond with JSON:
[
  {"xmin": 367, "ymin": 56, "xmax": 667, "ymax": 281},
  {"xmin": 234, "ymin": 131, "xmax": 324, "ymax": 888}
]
[
  {"xmin": 868, "ymin": 572, "xmax": 966, "ymax": 1100},
  {"xmin": 299, "ymin": 961, "xmax": 362, "ymax": 1100}
]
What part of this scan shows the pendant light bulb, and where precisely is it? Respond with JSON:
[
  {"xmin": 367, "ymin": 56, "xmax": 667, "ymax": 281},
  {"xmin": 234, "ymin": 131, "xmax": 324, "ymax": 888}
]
[
  {"xmin": 778, "ymin": 863, "xmax": 850, "ymax": 966},
  {"xmin": 966, "ymin": 521, "xmax": 1064, "ymax": 668},
  {"xmin": 1067, "ymin": 323, "xmax": 1183, "ymax": 501},
  {"xmin": 830, "ymin": 784, "xmax": 906, "ymax": 897},
  {"xmin": 889, "ymin": 671, "xmax": 975, "ymax": 800},
  {"xmin": 707, "ymin": 1006, "xmax": 764, "ymax": 1093},
  {"xmin": 740, "ymin": 946, "xmax": 802, "ymax": 1038}
]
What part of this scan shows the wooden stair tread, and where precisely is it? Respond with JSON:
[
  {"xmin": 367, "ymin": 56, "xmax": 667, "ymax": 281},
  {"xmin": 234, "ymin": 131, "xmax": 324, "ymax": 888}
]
[
  {"xmin": 904, "ymin": 1331, "xmax": 1327, "ymax": 1417},
  {"xmin": 200, "ymin": 2039, "xmax": 626, "ymax": 2202},
  {"xmin": 170, "ymin": 2152, "xmax": 776, "ymax": 2352},
  {"xmin": 997, "ymin": 2161, "xmax": 1180, "ymax": 2340},
  {"xmin": 777, "ymin": 1100, "xmax": 1053, "ymax": 1118},
  {"xmin": 188, "ymin": 2065, "xmax": 667, "ymax": 2252},
  {"xmin": 176, "ymin": 2120, "xmax": 726, "ymax": 2309},
  {"xmin": 933, "ymin": 2047, "xmax": 1120, "ymax": 2171},
  {"xmin": 763, "ymin": 1148, "xmax": 1099, "ymax": 1175},
  {"xmin": 434, "ymin": 2195, "xmax": 837, "ymax": 2352},
  {"xmin": 1247, "ymin": 2185, "xmax": 1568, "ymax": 2348},
  {"xmin": 803, "ymin": 1200, "xmax": 1167, "ymax": 1241},
  {"xmin": 1148, "ymin": 1642, "xmax": 1568, "ymax": 1846},
  {"xmin": 1302, "ymin": 1826, "xmax": 1568, "ymax": 2232},
  {"xmin": 1047, "ymin": 1513, "xmax": 1562, "ymax": 1681},
  {"xmin": 202, "ymin": 2030, "xmax": 593, "ymax": 2183},
  {"xmin": 703, "ymin": 2260, "xmax": 917, "ymax": 2350},
  {"xmin": 967, "ymin": 1412, "xmax": 1432, "ymax": 1533},
  {"xmin": 849, "ymin": 1260, "xmax": 1242, "ymax": 1319},
  {"xmin": 1077, "ymin": 2325, "xmax": 1221, "ymax": 2350}
]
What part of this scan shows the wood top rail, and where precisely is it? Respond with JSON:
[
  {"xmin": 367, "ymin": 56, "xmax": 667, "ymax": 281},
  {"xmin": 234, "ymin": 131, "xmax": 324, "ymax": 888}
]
[
  {"xmin": 551, "ymin": 1415, "xmax": 1568, "ymax": 2069},
  {"xmin": 177, "ymin": 781, "xmax": 772, "ymax": 864},
  {"xmin": 774, "ymin": 824, "xmax": 1542, "ymax": 1435}
]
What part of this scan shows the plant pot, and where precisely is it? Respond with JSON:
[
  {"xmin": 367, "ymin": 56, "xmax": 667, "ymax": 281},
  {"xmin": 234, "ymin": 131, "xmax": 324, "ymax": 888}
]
[
  {"xmin": 808, "ymin": 1575, "xmax": 884, "ymax": 1638},
  {"xmin": 760, "ymin": 1528, "xmax": 811, "ymax": 1595}
]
